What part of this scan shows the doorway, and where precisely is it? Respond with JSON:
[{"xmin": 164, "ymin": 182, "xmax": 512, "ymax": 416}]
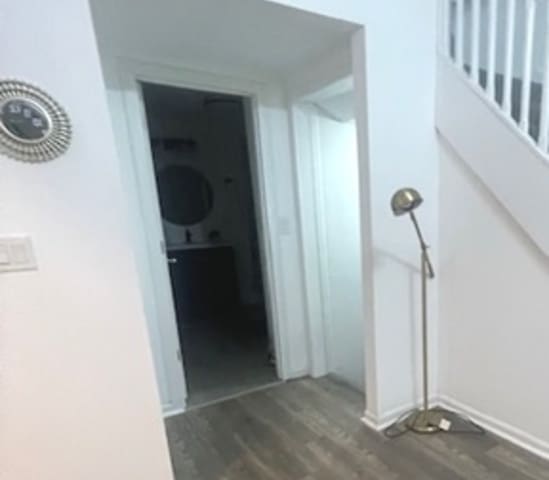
[
  {"xmin": 314, "ymin": 96, "xmax": 364, "ymax": 391},
  {"xmin": 90, "ymin": 0, "xmax": 370, "ymax": 416},
  {"xmin": 141, "ymin": 82, "xmax": 278, "ymax": 407},
  {"xmin": 293, "ymin": 78, "xmax": 365, "ymax": 391}
]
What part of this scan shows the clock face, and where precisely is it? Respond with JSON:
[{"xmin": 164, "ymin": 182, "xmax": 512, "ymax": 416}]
[{"xmin": 0, "ymin": 98, "xmax": 52, "ymax": 143}]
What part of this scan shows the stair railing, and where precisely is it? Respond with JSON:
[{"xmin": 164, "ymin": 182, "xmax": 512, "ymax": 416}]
[{"xmin": 440, "ymin": 0, "xmax": 549, "ymax": 151}]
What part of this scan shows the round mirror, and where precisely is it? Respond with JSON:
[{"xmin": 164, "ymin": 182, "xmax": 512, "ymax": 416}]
[{"xmin": 156, "ymin": 165, "xmax": 214, "ymax": 226}]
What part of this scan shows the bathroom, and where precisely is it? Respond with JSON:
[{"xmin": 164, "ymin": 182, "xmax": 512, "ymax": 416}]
[{"xmin": 142, "ymin": 83, "xmax": 277, "ymax": 407}]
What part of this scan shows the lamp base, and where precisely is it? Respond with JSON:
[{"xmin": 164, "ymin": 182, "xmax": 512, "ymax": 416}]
[
  {"xmin": 403, "ymin": 408, "xmax": 443, "ymax": 434},
  {"xmin": 384, "ymin": 406, "xmax": 486, "ymax": 438}
]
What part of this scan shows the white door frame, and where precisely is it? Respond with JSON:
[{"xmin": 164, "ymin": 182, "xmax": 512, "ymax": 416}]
[
  {"xmin": 290, "ymin": 103, "xmax": 330, "ymax": 377},
  {"xmin": 114, "ymin": 57, "xmax": 290, "ymax": 415},
  {"xmin": 290, "ymin": 77, "xmax": 358, "ymax": 380}
]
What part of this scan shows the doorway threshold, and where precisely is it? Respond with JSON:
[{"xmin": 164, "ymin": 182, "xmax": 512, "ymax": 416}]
[{"xmin": 183, "ymin": 380, "xmax": 284, "ymax": 413}]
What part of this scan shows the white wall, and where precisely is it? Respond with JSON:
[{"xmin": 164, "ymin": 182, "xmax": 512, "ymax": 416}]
[
  {"xmin": 437, "ymin": 43, "xmax": 549, "ymax": 454},
  {"xmin": 437, "ymin": 58, "xmax": 549, "ymax": 258},
  {"xmin": 277, "ymin": 0, "xmax": 440, "ymax": 422},
  {"xmin": 439, "ymin": 138, "xmax": 549, "ymax": 455},
  {"xmin": 316, "ymin": 114, "xmax": 364, "ymax": 390},
  {"xmin": 0, "ymin": 1, "xmax": 174, "ymax": 479}
]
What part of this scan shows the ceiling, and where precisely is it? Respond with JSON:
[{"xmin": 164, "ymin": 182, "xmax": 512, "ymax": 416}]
[{"xmin": 90, "ymin": 0, "xmax": 358, "ymax": 79}]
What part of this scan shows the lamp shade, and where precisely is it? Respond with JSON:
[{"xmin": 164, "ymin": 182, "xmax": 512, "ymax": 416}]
[{"xmin": 391, "ymin": 188, "xmax": 423, "ymax": 216}]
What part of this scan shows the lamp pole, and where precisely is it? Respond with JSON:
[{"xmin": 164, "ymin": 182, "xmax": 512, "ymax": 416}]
[
  {"xmin": 421, "ymin": 247, "xmax": 430, "ymax": 419},
  {"xmin": 408, "ymin": 211, "xmax": 437, "ymax": 433},
  {"xmin": 410, "ymin": 210, "xmax": 434, "ymax": 417}
]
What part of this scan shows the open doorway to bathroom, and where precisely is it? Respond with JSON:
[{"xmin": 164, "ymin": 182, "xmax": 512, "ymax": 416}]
[{"xmin": 141, "ymin": 83, "xmax": 278, "ymax": 407}]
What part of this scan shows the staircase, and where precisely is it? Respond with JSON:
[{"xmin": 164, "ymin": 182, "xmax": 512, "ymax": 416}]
[{"xmin": 437, "ymin": 0, "xmax": 549, "ymax": 255}]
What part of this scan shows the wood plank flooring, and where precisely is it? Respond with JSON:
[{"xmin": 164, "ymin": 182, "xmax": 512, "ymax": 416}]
[{"xmin": 165, "ymin": 377, "xmax": 549, "ymax": 479}]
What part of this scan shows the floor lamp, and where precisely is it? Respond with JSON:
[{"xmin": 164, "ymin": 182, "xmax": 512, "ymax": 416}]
[{"xmin": 391, "ymin": 187, "xmax": 440, "ymax": 434}]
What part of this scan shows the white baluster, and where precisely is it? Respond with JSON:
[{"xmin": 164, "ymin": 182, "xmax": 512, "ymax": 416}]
[
  {"xmin": 443, "ymin": 0, "xmax": 451, "ymax": 57},
  {"xmin": 471, "ymin": 0, "xmax": 481, "ymax": 82},
  {"xmin": 539, "ymin": 3, "xmax": 549, "ymax": 151},
  {"xmin": 486, "ymin": 0, "xmax": 498, "ymax": 98},
  {"xmin": 519, "ymin": 0, "xmax": 536, "ymax": 133},
  {"xmin": 455, "ymin": 0, "xmax": 464, "ymax": 68},
  {"xmin": 503, "ymin": 0, "xmax": 516, "ymax": 115}
]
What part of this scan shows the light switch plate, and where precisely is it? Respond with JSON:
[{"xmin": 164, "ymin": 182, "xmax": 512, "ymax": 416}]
[{"xmin": 0, "ymin": 235, "xmax": 37, "ymax": 273}]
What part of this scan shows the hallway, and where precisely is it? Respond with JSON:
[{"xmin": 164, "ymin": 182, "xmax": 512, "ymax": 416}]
[{"xmin": 165, "ymin": 378, "xmax": 549, "ymax": 479}]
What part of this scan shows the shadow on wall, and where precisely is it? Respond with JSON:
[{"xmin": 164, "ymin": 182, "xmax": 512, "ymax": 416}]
[{"xmin": 374, "ymin": 247, "xmax": 422, "ymax": 402}]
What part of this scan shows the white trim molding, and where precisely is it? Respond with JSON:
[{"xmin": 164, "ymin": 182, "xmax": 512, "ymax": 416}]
[
  {"xmin": 107, "ymin": 55, "xmax": 297, "ymax": 413},
  {"xmin": 362, "ymin": 396, "xmax": 441, "ymax": 432},
  {"xmin": 290, "ymin": 103, "xmax": 330, "ymax": 378},
  {"xmin": 363, "ymin": 394, "xmax": 549, "ymax": 462},
  {"xmin": 439, "ymin": 395, "xmax": 549, "ymax": 461}
]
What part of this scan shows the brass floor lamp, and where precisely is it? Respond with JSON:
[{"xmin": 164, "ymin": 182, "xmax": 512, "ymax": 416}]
[{"xmin": 391, "ymin": 187, "xmax": 440, "ymax": 434}]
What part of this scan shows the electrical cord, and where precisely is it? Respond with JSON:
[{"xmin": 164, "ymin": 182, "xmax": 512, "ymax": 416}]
[{"xmin": 384, "ymin": 411, "xmax": 418, "ymax": 439}]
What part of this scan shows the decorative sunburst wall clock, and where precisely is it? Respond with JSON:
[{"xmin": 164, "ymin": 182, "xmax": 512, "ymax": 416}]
[{"xmin": 0, "ymin": 79, "xmax": 72, "ymax": 162}]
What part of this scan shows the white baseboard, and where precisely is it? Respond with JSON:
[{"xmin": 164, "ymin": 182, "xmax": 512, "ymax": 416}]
[
  {"xmin": 163, "ymin": 406, "xmax": 186, "ymax": 419},
  {"xmin": 363, "ymin": 394, "xmax": 549, "ymax": 461},
  {"xmin": 361, "ymin": 410, "xmax": 381, "ymax": 431},
  {"xmin": 439, "ymin": 395, "xmax": 549, "ymax": 461},
  {"xmin": 286, "ymin": 369, "xmax": 310, "ymax": 380}
]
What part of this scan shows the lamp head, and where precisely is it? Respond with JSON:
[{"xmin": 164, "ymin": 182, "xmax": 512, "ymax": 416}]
[{"xmin": 391, "ymin": 188, "xmax": 423, "ymax": 216}]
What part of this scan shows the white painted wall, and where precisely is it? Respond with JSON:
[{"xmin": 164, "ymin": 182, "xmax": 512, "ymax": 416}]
[
  {"xmin": 0, "ymin": 1, "xmax": 174, "ymax": 479},
  {"xmin": 277, "ymin": 0, "xmax": 440, "ymax": 422},
  {"xmin": 437, "ymin": 58, "xmax": 549, "ymax": 257},
  {"xmin": 437, "ymin": 46, "xmax": 549, "ymax": 454},
  {"xmin": 438, "ymin": 137, "xmax": 549, "ymax": 456},
  {"xmin": 316, "ymin": 114, "xmax": 364, "ymax": 390}
]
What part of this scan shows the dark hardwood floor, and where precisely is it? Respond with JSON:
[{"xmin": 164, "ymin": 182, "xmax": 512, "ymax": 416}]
[{"xmin": 165, "ymin": 377, "xmax": 549, "ymax": 479}]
